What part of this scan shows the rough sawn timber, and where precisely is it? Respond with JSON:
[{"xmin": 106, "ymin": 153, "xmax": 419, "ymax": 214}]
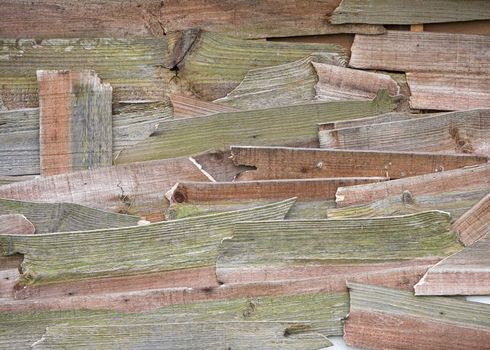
[
  {"xmin": 318, "ymin": 112, "xmax": 429, "ymax": 130},
  {"xmin": 0, "ymin": 214, "xmax": 35, "ymax": 235},
  {"xmin": 452, "ymin": 192, "xmax": 490, "ymax": 246},
  {"xmin": 170, "ymin": 94, "xmax": 238, "ymax": 119}
]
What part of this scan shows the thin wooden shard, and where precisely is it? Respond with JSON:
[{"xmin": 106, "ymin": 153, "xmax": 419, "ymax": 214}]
[
  {"xmin": 0, "ymin": 214, "xmax": 35, "ymax": 235},
  {"xmin": 335, "ymin": 163, "xmax": 490, "ymax": 207},
  {"xmin": 331, "ymin": 0, "xmax": 490, "ymax": 25},
  {"xmin": 318, "ymin": 112, "xmax": 429, "ymax": 130},
  {"xmin": 407, "ymin": 72, "xmax": 490, "ymax": 111},
  {"xmin": 0, "ymin": 198, "xmax": 141, "ymax": 233},
  {"xmin": 0, "ymin": 157, "xmax": 210, "ymax": 221},
  {"xmin": 114, "ymin": 91, "xmax": 397, "ymax": 164},
  {"xmin": 170, "ymin": 94, "xmax": 238, "ymax": 119},
  {"xmin": 230, "ymin": 146, "xmax": 487, "ymax": 181},
  {"xmin": 319, "ymin": 109, "xmax": 490, "ymax": 157},
  {"xmin": 37, "ymin": 70, "xmax": 112, "ymax": 175},
  {"xmin": 0, "ymin": 199, "xmax": 294, "ymax": 287},
  {"xmin": 0, "ymin": 0, "xmax": 384, "ymax": 39},
  {"xmin": 217, "ymin": 211, "xmax": 461, "ymax": 284},
  {"xmin": 312, "ymin": 62, "xmax": 400, "ymax": 101},
  {"xmin": 452, "ymin": 192, "xmax": 490, "ymax": 246},
  {"xmin": 344, "ymin": 282, "xmax": 490, "ymax": 350},
  {"xmin": 350, "ymin": 31, "xmax": 490, "ymax": 74}
]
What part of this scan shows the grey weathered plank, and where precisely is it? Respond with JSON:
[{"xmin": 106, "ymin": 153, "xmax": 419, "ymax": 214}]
[
  {"xmin": 318, "ymin": 112, "xmax": 430, "ymax": 130},
  {"xmin": 0, "ymin": 214, "xmax": 35, "ymax": 235},
  {"xmin": 452, "ymin": 191, "xmax": 490, "ymax": 246}
]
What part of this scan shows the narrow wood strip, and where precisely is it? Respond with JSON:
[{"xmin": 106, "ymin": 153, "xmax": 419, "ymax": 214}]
[
  {"xmin": 0, "ymin": 214, "xmax": 35, "ymax": 235},
  {"xmin": 331, "ymin": 0, "xmax": 490, "ymax": 24},
  {"xmin": 319, "ymin": 109, "xmax": 490, "ymax": 156},
  {"xmin": 170, "ymin": 94, "xmax": 238, "ymax": 119},
  {"xmin": 0, "ymin": 176, "xmax": 37, "ymax": 186},
  {"xmin": 407, "ymin": 72, "xmax": 490, "ymax": 111},
  {"xmin": 335, "ymin": 163, "xmax": 490, "ymax": 207},
  {"xmin": 344, "ymin": 282, "xmax": 490, "ymax": 350},
  {"xmin": 115, "ymin": 91, "xmax": 397, "ymax": 164},
  {"xmin": 230, "ymin": 146, "xmax": 487, "ymax": 181},
  {"xmin": 0, "ymin": 157, "xmax": 210, "ymax": 220},
  {"xmin": 452, "ymin": 192, "xmax": 490, "ymax": 246},
  {"xmin": 350, "ymin": 31, "xmax": 490, "ymax": 74},
  {"xmin": 37, "ymin": 70, "xmax": 112, "ymax": 175},
  {"xmin": 318, "ymin": 112, "xmax": 429, "ymax": 130}
]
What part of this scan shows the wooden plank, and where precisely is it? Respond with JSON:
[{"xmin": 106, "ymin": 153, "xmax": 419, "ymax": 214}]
[
  {"xmin": 217, "ymin": 211, "xmax": 461, "ymax": 284},
  {"xmin": 312, "ymin": 62, "xmax": 399, "ymax": 101},
  {"xmin": 411, "ymin": 24, "xmax": 424, "ymax": 32},
  {"xmin": 0, "ymin": 176, "xmax": 37, "ymax": 186},
  {"xmin": 415, "ymin": 231, "xmax": 490, "ymax": 295},
  {"xmin": 349, "ymin": 31, "xmax": 490, "ymax": 74},
  {"xmin": 114, "ymin": 91, "xmax": 398, "ymax": 164},
  {"xmin": 230, "ymin": 146, "xmax": 487, "ymax": 181},
  {"xmin": 0, "ymin": 199, "xmax": 294, "ymax": 287},
  {"xmin": 37, "ymin": 70, "xmax": 112, "ymax": 175},
  {"xmin": 452, "ymin": 192, "xmax": 490, "ymax": 246},
  {"xmin": 407, "ymin": 72, "xmax": 490, "ymax": 111},
  {"xmin": 0, "ymin": 37, "xmax": 167, "ymax": 109},
  {"xmin": 319, "ymin": 109, "xmax": 490, "ymax": 156},
  {"xmin": 318, "ymin": 112, "xmax": 429, "ymax": 130},
  {"xmin": 0, "ymin": 157, "xmax": 210, "ymax": 221},
  {"xmin": 0, "ymin": 214, "xmax": 35, "ymax": 235},
  {"xmin": 344, "ymin": 282, "xmax": 490, "ymax": 350},
  {"xmin": 0, "ymin": 198, "xmax": 141, "ymax": 233},
  {"xmin": 170, "ymin": 94, "xmax": 238, "ymax": 119},
  {"xmin": 0, "ymin": 0, "xmax": 384, "ymax": 39}
]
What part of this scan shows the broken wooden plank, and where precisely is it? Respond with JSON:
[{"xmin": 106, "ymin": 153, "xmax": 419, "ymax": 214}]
[
  {"xmin": 349, "ymin": 31, "xmax": 490, "ymax": 74},
  {"xmin": 114, "ymin": 91, "xmax": 398, "ymax": 163},
  {"xmin": 407, "ymin": 72, "xmax": 490, "ymax": 111},
  {"xmin": 0, "ymin": 214, "xmax": 35, "ymax": 235},
  {"xmin": 230, "ymin": 146, "xmax": 487, "ymax": 181},
  {"xmin": 452, "ymin": 192, "xmax": 490, "ymax": 246},
  {"xmin": 37, "ymin": 70, "xmax": 112, "ymax": 175},
  {"xmin": 166, "ymin": 178, "xmax": 387, "ymax": 220},
  {"xmin": 415, "ymin": 231, "xmax": 490, "ymax": 295},
  {"xmin": 170, "ymin": 94, "xmax": 238, "ymax": 119},
  {"xmin": 0, "ymin": 37, "xmax": 167, "ymax": 109},
  {"xmin": 318, "ymin": 112, "xmax": 429, "ymax": 130},
  {"xmin": 0, "ymin": 0, "xmax": 384, "ymax": 39},
  {"xmin": 312, "ymin": 62, "xmax": 400, "ymax": 101},
  {"xmin": 0, "ymin": 157, "xmax": 210, "ymax": 221},
  {"xmin": 217, "ymin": 211, "xmax": 461, "ymax": 284},
  {"xmin": 0, "ymin": 199, "xmax": 294, "ymax": 287},
  {"xmin": 0, "ymin": 198, "xmax": 141, "ymax": 233},
  {"xmin": 344, "ymin": 282, "xmax": 490, "ymax": 350},
  {"xmin": 319, "ymin": 109, "xmax": 490, "ymax": 156},
  {"xmin": 331, "ymin": 0, "xmax": 490, "ymax": 25}
]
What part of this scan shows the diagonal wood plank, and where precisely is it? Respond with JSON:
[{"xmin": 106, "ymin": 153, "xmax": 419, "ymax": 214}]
[{"xmin": 452, "ymin": 191, "xmax": 490, "ymax": 246}]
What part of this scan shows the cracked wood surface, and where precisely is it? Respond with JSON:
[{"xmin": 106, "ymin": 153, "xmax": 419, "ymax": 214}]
[
  {"xmin": 0, "ymin": 198, "xmax": 141, "ymax": 233},
  {"xmin": 344, "ymin": 282, "xmax": 490, "ymax": 350},
  {"xmin": 170, "ymin": 94, "xmax": 238, "ymax": 119},
  {"xmin": 37, "ymin": 70, "xmax": 112, "ymax": 175},
  {"xmin": 230, "ymin": 146, "xmax": 487, "ymax": 181},
  {"xmin": 217, "ymin": 211, "xmax": 461, "ymax": 284},
  {"xmin": 0, "ymin": 214, "xmax": 35, "ymax": 235},
  {"xmin": 452, "ymin": 192, "xmax": 490, "ymax": 246},
  {"xmin": 114, "ymin": 91, "xmax": 397, "ymax": 164},
  {"xmin": 407, "ymin": 72, "xmax": 490, "ymax": 111},
  {"xmin": 335, "ymin": 163, "xmax": 490, "ymax": 207},
  {"xmin": 331, "ymin": 0, "xmax": 490, "ymax": 24},
  {"xmin": 0, "ymin": 0, "xmax": 384, "ymax": 39},
  {"xmin": 0, "ymin": 157, "xmax": 210, "ymax": 221},
  {"xmin": 350, "ymin": 31, "xmax": 490, "ymax": 74},
  {"xmin": 319, "ymin": 109, "xmax": 490, "ymax": 157},
  {"xmin": 0, "ymin": 199, "xmax": 294, "ymax": 287}
]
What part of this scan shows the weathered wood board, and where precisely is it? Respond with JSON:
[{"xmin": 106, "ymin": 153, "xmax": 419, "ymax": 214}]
[
  {"xmin": 0, "ymin": 214, "xmax": 35, "ymax": 235},
  {"xmin": 170, "ymin": 94, "xmax": 238, "ymax": 119},
  {"xmin": 318, "ymin": 112, "xmax": 429, "ymax": 130},
  {"xmin": 452, "ymin": 191, "xmax": 490, "ymax": 246}
]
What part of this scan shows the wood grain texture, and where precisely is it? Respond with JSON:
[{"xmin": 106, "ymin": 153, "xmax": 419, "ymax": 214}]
[
  {"xmin": 350, "ymin": 31, "xmax": 490, "ymax": 74},
  {"xmin": 0, "ymin": 0, "xmax": 384, "ymax": 39},
  {"xmin": 217, "ymin": 211, "xmax": 461, "ymax": 284},
  {"xmin": 0, "ymin": 199, "xmax": 294, "ymax": 287},
  {"xmin": 170, "ymin": 94, "xmax": 238, "ymax": 119},
  {"xmin": 452, "ymin": 192, "xmax": 490, "ymax": 246},
  {"xmin": 0, "ymin": 157, "xmax": 210, "ymax": 220},
  {"xmin": 0, "ymin": 176, "xmax": 37, "ymax": 186},
  {"xmin": 344, "ymin": 282, "xmax": 490, "ymax": 350},
  {"xmin": 407, "ymin": 72, "xmax": 490, "ymax": 111},
  {"xmin": 0, "ymin": 198, "xmax": 141, "ymax": 233},
  {"xmin": 0, "ymin": 38, "xmax": 166, "ymax": 109},
  {"xmin": 115, "ymin": 91, "xmax": 397, "ymax": 164},
  {"xmin": 318, "ymin": 112, "xmax": 429, "ymax": 130},
  {"xmin": 37, "ymin": 70, "xmax": 112, "ymax": 175},
  {"xmin": 313, "ymin": 62, "xmax": 399, "ymax": 101},
  {"xmin": 331, "ymin": 0, "xmax": 490, "ymax": 24},
  {"xmin": 230, "ymin": 146, "xmax": 487, "ymax": 181},
  {"xmin": 319, "ymin": 109, "xmax": 490, "ymax": 156},
  {"xmin": 0, "ymin": 214, "xmax": 35, "ymax": 235},
  {"xmin": 335, "ymin": 163, "xmax": 490, "ymax": 207},
  {"xmin": 415, "ymin": 232, "xmax": 490, "ymax": 295}
]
